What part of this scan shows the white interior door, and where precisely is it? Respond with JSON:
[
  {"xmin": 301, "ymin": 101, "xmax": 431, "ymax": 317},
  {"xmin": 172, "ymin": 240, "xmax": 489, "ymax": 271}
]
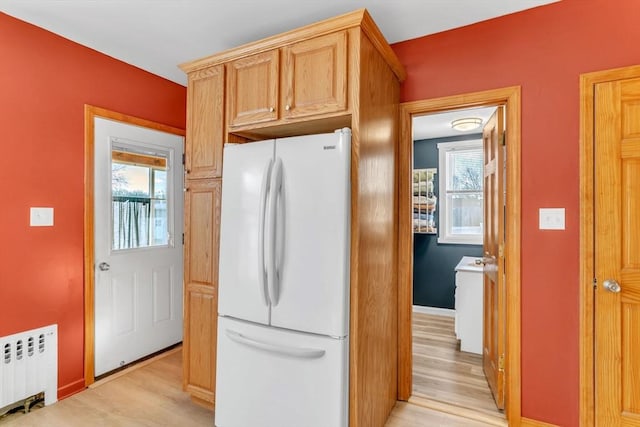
[{"xmin": 94, "ymin": 117, "xmax": 184, "ymax": 377}]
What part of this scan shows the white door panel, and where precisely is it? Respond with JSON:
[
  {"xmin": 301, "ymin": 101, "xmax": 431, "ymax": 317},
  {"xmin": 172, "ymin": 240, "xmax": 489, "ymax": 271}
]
[
  {"xmin": 94, "ymin": 117, "xmax": 183, "ymax": 376},
  {"xmin": 218, "ymin": 140, "xmax": 275, "ymax": 324},
  {"xmin": 215, "ymin": 316, "xmax": 348, "ymax": 427},
  {"xmin": 270, "ymin": 130, "xmax": 351, "ymax": 337}
]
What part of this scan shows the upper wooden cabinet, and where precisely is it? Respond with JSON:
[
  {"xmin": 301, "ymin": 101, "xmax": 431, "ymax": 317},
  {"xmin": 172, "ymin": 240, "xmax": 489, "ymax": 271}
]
[
  {"xmin": 227, "ymin": 50, "xmax": 279, "ymax": 128},
  {"xmin": 226, "ymin": 31, "xmax": 347, "ymax": 129},
  {"xmin": 281, "ymin": 31, "xmax": 348, "ymax": 120},
  {"xmin": 181, "ymin": 9, "xmax": 406, "ymax": 138},
  {"xmin": 186, "ymin": 65, "xmax": 224, "ymax": 179}
]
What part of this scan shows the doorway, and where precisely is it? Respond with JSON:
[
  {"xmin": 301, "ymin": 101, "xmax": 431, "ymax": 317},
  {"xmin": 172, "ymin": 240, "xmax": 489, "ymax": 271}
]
[
  {"xmin": 410, "ymin": 105, "xmax": 502, "ymax": 419},
  {"xmin": 397, "ymin": 87, "xmax": 522, "ymax": 423},
  {"xmin": 579, "ymin": 64, "xmax": 640, "ymax": 426},
  {"xmin": 84, "ymin": 106, "xmax": 186, "ymax": 384}
]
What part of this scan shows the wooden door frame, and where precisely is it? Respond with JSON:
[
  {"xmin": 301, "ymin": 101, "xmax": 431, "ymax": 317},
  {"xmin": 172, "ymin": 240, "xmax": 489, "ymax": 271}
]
[
  {"xmin": 397, "ymin": 86, "xmax": 522, "ymax": 423},
  {"xmin": 83, "ymin": 105, "xmax": 185, "ymax": 386},
  {"xmin": 578, "ymin": 64, "xmax": 640, "ymax": 427}
]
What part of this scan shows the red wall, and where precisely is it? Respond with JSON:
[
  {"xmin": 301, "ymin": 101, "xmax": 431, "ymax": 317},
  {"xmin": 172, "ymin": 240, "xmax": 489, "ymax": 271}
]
[
  {"xmin": 392, "ymin": 0, "xmax": 640, "ymax": 425},
  {"xmin": 0, "ymin": 13, "xmax": 186, "ymax": 398}
]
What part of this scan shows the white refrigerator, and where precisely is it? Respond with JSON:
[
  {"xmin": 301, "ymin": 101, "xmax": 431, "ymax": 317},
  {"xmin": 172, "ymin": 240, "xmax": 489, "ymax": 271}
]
[{"xmin": 215, "ymin": 129, "xmax": 351, "ymax": 427}]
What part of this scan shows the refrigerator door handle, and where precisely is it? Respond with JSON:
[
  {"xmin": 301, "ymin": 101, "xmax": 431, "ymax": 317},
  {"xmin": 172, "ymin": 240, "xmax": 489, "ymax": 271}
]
[
  {"xmin": 225, "ymin": 329, "xmax": 326, "ymax": 359},
  {"xmin": 258, "ymin": 159, "xmax": 274, "ymax": 306},
  {"xmin": 267, "ymin": 157, "xmax": 283, "ymax": 306},
  {"xmin": 275, "ymin": 167, "xmax": 286, "ymax": 304}
]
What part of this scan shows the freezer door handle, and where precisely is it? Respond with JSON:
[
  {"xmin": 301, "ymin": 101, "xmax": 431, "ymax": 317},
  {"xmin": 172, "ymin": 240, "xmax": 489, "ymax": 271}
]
[
  {"xmin": 225, "ymin": 329, "xmax": 326, "ymax": 359},
  {"xmin": 258, "ymin": 159, "xmax": 274, "ymax": 306},
  {"xmin": 267, "ymin": 157, "xmax": 283, "ymax": 306}
]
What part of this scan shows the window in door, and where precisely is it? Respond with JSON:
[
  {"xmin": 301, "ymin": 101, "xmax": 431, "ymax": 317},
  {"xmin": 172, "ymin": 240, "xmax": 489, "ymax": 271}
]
[
  {"xmin": 437, "ymin": 140, "xmax": 483, "ymax": 244},
  {"xmin": 111, "ymin": 148, "xmax": 170, "ymax": 250}
]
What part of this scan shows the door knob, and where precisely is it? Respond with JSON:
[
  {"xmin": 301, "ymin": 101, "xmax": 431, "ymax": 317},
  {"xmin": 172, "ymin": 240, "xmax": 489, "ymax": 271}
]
[
  {"xmin": 98, "ymin": 262, "xmax": 110, "ymax": 271},
  {"xmin": 603, "ymin": 279, "xmax": 621, "ymax": 293}
]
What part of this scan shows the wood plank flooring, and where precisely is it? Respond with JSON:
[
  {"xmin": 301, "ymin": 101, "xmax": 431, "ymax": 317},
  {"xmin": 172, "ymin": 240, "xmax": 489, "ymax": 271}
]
[
  {"xmin": 412, "ymin": 312, "xmax": 504, "ymax": 421},
  {"xmin": 1, "ymin": 349, "xmax": 212, "ymax": 427},
  {"xmin": 3, "ymin": 341, "xmax": 501, "ymax": 427}
]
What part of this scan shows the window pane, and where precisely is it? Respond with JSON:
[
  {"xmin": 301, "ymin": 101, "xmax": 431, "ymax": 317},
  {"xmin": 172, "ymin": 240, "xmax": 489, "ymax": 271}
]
[
  {"xmin": 151, "ymin": 199, "xmax": 168, "ymax": 246},
  {"xmin": 153, "ymin": 170, "xmax": 167, "ymax": 199},
  {"xmin": 448, "ymin": 149, "xmax": 483, "ymax": 191},
  {"xmin": 448, "ymin": 193, "xmax": 483, "ymax": 235},
  {"xmin": 112, "ymin": 164, "xmax": 149, "ymax": 197},
  {"xmin": 111, "ymin": 157, "xmax": 169, "ymax": 250}
]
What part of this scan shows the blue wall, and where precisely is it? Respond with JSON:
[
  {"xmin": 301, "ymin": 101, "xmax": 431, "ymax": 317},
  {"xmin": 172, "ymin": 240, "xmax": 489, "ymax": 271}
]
[{"xmin": 413, "ymin": 134, "xmax": 483, "ymax": 309}]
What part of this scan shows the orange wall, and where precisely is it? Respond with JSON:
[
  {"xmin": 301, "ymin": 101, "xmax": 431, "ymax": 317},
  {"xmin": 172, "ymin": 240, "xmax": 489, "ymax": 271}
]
[
  {"xmin": 0, "ymin": 13, "xmax": 186, "ymax": 398},
  {"xmin": 392, "ymin": 0, "xmax": 639, "ymax": 425}
]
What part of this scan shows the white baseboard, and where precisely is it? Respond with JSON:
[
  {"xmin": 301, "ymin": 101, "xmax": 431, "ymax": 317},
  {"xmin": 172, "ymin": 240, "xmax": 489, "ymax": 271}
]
[{"xmin": 412, "ymin": 305, "xmax": 455, "ymax": 317}]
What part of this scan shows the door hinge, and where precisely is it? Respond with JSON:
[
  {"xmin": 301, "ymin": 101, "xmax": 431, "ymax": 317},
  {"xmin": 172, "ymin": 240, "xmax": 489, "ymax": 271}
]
[
  {"xmin": 500, "ymin": 132, "xmax": 506, "ymax": 146},
  {"xmin": 498, "ymin": 353, "xmax": 505, "ymax": 372},
  {"xmin": 182, "ymin": 233, "xmax": 185, "ymax": 245},
  {"xmin": 498, "ymin": 243, "xmax": 504, "ymax": 258},
  {"xmin": 182, "ymin": 153, "xmax": 185, "ymax": 165},
  {"xmin": 593, "ymin": 277, "xmax": 597, "ymax": 290}
]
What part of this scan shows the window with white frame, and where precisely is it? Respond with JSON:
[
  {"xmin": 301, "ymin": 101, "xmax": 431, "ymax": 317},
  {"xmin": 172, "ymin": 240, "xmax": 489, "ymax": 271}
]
[{"xmin": 437, "ymin": 140, "xmax": 483, "ymax": 244}]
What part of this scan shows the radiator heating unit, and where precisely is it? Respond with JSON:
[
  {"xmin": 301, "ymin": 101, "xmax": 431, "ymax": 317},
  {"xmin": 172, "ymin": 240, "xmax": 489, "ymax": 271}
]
[{"xmin": 0, "ymin": 324, "xmax": 58, "ymax": 409}]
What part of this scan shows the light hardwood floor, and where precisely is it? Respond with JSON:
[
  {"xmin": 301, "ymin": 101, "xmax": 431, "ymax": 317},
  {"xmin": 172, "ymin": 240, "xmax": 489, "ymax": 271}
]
[
  {"xmin": 1, "ymin": 348, "xmax": 212, "ymax": 427},
  {"xmin": 412, "ymin": 312, "xmax": 505, "ymax": 422},
  {"xmin": 3, "ymin": 345, "xmax": 500, "ymax": 427}
]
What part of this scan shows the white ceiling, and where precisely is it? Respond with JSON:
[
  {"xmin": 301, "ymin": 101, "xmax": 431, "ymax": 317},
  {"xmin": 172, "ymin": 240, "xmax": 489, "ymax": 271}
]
[
  {"xmin": 0, "ymin": 0, "xmax": 559, "ymax": 86},
  {"xmin": 413, "ymin": 106, "xmax": 497, "ymax": 140}
]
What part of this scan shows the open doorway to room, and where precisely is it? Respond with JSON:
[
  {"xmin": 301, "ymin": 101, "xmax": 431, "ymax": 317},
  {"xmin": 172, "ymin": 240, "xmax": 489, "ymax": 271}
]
[
  {"xmin": 410, "ymin": 105, "xmax": 502, "ymax": 420},
  {"xmin": 397, "ymin": 87, "xmax": 522, "ymax": 425}
]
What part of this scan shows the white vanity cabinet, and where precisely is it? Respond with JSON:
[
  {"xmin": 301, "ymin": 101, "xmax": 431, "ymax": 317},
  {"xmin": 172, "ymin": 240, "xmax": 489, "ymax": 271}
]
[{"xmin": 454, "ymin": 256, "xmax": 483, "ymax": 354}]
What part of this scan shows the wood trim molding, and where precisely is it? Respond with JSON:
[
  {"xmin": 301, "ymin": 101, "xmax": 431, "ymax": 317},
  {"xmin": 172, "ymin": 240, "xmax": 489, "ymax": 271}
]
[
  {"xmin": 578, "ymin": 64, "xmax": 640, "ymax": 427},
  {"xmin": 520, "ymin": 417, "xmax": 560, "ymax": 427},
  {"xmin": 179, "ymin": 8, "xmax": 406, "ymax": 82},
  {"xmin": 397, "ymin": 86, "xmax": 522, "ymax": 424},
  {"xmin": 83, "ymin": 105, "xmax": 184, "ymax": 386}
]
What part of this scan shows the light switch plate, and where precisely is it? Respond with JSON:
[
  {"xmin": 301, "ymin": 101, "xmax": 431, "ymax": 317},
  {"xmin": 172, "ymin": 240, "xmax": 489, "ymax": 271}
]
[
  {"xmin": 30, "ymin": 207, "xmax": 54, "ymax": 227},
  {"xmin": 539, "ymin": 208, "xmax": 565, "ymax": 230}
]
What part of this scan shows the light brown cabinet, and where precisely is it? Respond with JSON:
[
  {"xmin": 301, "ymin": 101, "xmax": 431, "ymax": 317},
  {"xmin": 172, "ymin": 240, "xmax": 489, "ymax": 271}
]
[
  {"xmin": 184, "ymin": 285, "xmax": 217, "ymax": 404},
  {"xmin": 227, "ymin": 50, "xmax": 279, "ymax": 128},
  {"xmin": 226, "ymin": 31, "xmax": 348, "ymax": 130},
  {"xmin": 182, "ymin": 178, "xmax": 221, "ymax": 406},
  {"xmin": 186, "ymin": 65, "xmax": 224, "ymax": 179},
  {"xmin": 180, "ymin": 9, "xmax": 406, "ymax": 426},
  {"xmin": 281, "ymin": 31, "xmax": 348, "ymax": 120}
]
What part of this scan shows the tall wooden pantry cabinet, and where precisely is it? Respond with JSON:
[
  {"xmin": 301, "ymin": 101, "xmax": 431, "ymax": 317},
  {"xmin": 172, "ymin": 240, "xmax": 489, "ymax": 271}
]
[{"xmin": 180, "ymin": 9, "xmax": 405, "ymax": 427}]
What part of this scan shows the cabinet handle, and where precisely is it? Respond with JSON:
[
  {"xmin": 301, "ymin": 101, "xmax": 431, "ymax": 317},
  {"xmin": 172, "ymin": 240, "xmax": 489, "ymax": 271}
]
[
  {"xmin": 269, "ymin": 107, "xmax": 275, "ymax": 113},
  {"xmin": 285, "ymin": 104, "xmax": 291, "ymax": 111}
]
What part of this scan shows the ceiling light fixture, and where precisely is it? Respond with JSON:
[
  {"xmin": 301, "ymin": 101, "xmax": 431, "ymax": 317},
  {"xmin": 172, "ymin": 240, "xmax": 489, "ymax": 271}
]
[{"xmin": 451, "ymin": 117, "xmax": 482, "ymax": 132}]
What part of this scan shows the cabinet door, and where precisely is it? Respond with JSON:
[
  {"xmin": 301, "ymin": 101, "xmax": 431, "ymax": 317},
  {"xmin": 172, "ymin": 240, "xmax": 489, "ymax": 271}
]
[
  {"xmin": 186, "ymin": 66, "xmax": 224, "ymax": 179},
  {"xmin": 281, "ymin": 31, "xmax": 348, "ymax": 120},
  {"xmin": 183, "ymin": 179, "xmax": 221, "ymax": 404},
  {"xmin": 184, "ymin": 285, "xmax": 217, "ymax": 403},
  {"xmin": 227, "ymin": 50, "xmax": 279, "ymax": 128}
]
